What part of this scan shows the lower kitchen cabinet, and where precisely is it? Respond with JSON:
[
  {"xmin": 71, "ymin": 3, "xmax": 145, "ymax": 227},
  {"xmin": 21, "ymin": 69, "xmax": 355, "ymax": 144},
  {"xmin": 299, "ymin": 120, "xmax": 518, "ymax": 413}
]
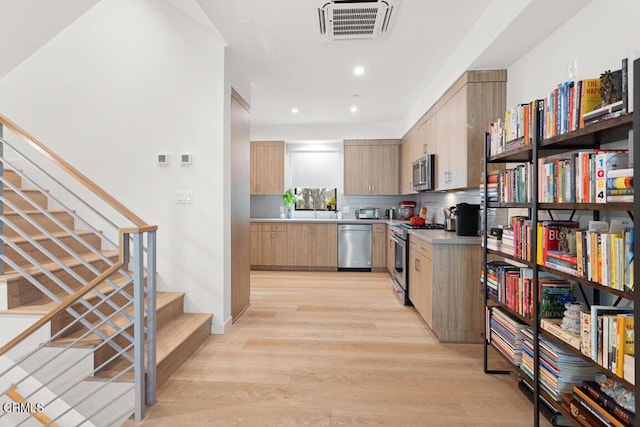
[
  {"xmin": 260, "ymin": 224, "xmax": 288, "ymax": 266},
  {"xmin": 409, "ymin": 237, "xmax": 483, "ymax": 343},
  {"xmin": 251, "ymin": 222, "xmax": 338, "ymax": 270},
  {"xmin": 371, "ymin": 224, "xmax": 386, "ymax": 271}
]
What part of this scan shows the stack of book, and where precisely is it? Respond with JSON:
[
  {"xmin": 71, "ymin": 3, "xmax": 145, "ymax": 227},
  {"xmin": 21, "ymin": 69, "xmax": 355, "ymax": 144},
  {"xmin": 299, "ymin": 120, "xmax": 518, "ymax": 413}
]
[
  {"xmin": 570, "ymin": 380, "xmax": 635, "ymax": 426},
  {"xmin": 486, "ymin": 306, "xmax": 526, "ymax": 366},
  {"xmin": 520, "ymin": 328, "xmax": 600, "ymax": 401},
  {"xmin": 501, "ymin": 228, "xmax": 514, "ymax": 256},
  {"xmin": 607, "ymin": 168, "xmax": 633, "ymax": 203},
  {"xmin": 480, "ymin": 170, "xmax": 499, "ymax": 203}
]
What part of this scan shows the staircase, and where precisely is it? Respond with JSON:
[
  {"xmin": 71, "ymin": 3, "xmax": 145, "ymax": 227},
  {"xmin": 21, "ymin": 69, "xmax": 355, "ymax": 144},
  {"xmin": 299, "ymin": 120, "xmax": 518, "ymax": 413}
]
[{"xmin": 0, "ymin": 115, "xmax": 212, "ymax": 426}]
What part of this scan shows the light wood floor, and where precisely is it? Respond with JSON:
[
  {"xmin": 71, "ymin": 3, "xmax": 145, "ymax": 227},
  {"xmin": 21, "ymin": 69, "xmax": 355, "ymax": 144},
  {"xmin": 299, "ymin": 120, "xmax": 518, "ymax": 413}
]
[{"xmin": 129, "ymin": 271, "xmax": 551, "ymax": 426}]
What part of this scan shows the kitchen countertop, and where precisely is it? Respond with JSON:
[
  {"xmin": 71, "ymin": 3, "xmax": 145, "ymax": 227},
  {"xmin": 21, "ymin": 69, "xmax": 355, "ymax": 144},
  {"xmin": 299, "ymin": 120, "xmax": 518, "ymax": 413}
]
[
  {"xmin": 408, "ymin": 229, "xmax": 481, "ymax": 245},
  {"xmin": 251, "ymin": 218, "xmax": 392, "ymax": 224}
]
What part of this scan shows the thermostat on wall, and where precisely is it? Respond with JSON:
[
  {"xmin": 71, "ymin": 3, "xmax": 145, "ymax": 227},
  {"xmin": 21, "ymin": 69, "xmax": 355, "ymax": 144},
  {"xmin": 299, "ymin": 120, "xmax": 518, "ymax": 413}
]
[
  {"xmin": 180, "ymin": 153, "xmax": 192, "ymax": 166},
  {"xmin": 157, "ymin": 153, "xmax": 169, "ymax": 165}
]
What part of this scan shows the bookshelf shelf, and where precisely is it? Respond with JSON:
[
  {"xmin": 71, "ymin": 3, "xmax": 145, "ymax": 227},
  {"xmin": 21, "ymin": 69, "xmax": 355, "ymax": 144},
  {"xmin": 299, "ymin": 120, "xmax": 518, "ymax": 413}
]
[
  {"xmin": 538, "ymin": 202, "xmax": 633, "ymax": 211},
  {"xmin": 482, "ymin": 57, "xmax": 638, "ymax": 427},
  {"xmin": 539, "ymin": 114, "xmax": 633, "ymax": 150},
  {"xmin": 537, "ymin": 265, "xmax": 634, "ymax": 300}
]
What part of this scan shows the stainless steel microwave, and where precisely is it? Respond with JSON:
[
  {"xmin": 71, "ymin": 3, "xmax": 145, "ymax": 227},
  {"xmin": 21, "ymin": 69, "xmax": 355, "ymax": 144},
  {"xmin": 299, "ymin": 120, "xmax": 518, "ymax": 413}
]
[{"xmin": 412, "ymin": 154, "xmax": 435, "ymax": 191}]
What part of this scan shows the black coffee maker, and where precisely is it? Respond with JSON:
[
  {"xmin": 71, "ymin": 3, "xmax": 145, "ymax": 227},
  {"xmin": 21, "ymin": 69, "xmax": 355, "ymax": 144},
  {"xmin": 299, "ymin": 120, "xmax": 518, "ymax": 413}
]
[{"xmin": 455, "ymin": 203, "xmax": 480, "ymax": 236}]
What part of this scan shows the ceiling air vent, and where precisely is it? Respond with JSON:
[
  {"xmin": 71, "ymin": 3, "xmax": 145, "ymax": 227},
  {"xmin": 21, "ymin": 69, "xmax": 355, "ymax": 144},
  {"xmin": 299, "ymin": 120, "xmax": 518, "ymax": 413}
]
[{"xmin": 317, "ymin": 0, "xmax": 396, "ymax": 41}]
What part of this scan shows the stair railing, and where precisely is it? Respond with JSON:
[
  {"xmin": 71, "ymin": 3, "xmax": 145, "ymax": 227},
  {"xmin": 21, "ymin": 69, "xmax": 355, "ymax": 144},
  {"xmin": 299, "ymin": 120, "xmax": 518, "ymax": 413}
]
[{"xmin": 0, "ymin": 114, "xmax": 157, "ymax": 424}]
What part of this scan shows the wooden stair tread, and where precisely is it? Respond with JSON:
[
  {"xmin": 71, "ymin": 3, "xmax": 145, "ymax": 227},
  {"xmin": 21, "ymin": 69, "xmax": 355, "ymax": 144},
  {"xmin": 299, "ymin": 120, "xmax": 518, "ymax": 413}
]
[
  {"xmin": 95, "ymin": 312, "xmax": 212, "ymax": 379},
  {"xmin": 0, "ymin": 274, "xmax": 133, "ymax": 315},
  {"xmin": 155, "ymin": 313, "xmax": 211, "ymax": 360},
  {"xmin": 0, "ymin": 250, "xmax": 119, "ymax": 281},
  {"xmin": 52, "ymin": 292, "xmax": 186, "ymax": 344}
]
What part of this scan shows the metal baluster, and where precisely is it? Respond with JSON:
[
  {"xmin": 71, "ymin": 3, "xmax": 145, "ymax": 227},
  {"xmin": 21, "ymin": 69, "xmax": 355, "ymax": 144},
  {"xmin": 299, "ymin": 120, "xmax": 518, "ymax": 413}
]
[
  {"xmin": 146, "ymin": 230, "xmax": 157, "ymax": 406},
  {"xmin": 132, "ymin": 232, "xmax": 145, "ymax": 420}
]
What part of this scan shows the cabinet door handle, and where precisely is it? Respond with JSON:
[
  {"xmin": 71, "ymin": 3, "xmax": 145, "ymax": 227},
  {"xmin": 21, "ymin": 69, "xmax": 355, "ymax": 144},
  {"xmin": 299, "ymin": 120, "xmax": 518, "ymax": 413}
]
[{"xmin": 415, "ymin": 258, "xmax": 420, "ymax": 271}]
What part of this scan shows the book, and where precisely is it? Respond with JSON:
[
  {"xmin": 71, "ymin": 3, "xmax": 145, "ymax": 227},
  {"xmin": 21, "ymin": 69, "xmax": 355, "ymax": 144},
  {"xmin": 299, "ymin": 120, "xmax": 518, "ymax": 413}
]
[
  {"xmin": 624, "ymin": 228, "xmax": 633, "ymax": 292},
  {"xmin": 606, "ymin": 194, "xmax": 633, "ymax": 203},
  {"xmin": 623, "ymin": 354, "xmax": 635, "ymax": 385},
  {"xmin": 582, "ymin": 380, "xmax": 635, "ymax": 426},
  {"xmin": 607, "ymin": 168, "xmax": 633, "ymax": 179},
  {"xmin": 580, "ymin": 310, "xmax": 592, "ymax": 358},
  {"xmin": 540, "ymin": 318, "xmax": 581, "ymax": 349},
  {"xmin": 539, "ymin": 281, "xmax": 572, "ymax": 319},
  {"xmin": 580, "ymin": 78, "xmax": 602, "ymax": 128},
  {"xmin": 607, "ymin": 176, "xmax": 633, "ymax": 189},
  {"xmin": 573, "ymin": 386, "xmax": 626, "ymax": 427},
  {"xmin": 564, "ymin": 393, "xmax": 608, "ymax": 427},
  {"xmin": 595, "ymin": 150, "xmax": 629, "ymax": 203}
]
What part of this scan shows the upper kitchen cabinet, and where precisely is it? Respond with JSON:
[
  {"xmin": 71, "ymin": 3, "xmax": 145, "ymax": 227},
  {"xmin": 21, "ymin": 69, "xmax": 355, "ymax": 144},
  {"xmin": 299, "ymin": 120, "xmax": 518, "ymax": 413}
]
[
  {"xmin": 343, "ymin": 140, "xmax": 401, "ymax": 195},
  {"xmin": 434, "ymin": 70, "xmax": 506, "ymax": 191},
  {"xmin": 400, "ymin": 70, "xmax": 506, "ymax": 193},
  {"xmin": 250, "ymin": 141, "xmax": 285, "ymax": 195}
]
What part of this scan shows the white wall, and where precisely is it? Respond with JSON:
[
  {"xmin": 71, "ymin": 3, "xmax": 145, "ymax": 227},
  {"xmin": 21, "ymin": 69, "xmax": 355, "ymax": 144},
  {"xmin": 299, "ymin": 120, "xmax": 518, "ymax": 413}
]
[
  {"xmin": 507, "ymin": 0, "xmax": 640, "ymax": 108},
  {"xmin": 0, "ymin": 0, "xmax": 230, "ymax": 331}
]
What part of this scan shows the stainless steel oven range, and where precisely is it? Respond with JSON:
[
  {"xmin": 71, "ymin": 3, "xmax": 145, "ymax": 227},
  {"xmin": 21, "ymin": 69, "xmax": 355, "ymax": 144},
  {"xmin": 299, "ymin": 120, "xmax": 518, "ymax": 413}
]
[{"xmin": 389, "ymin": 223, "xmax": 444, "ymax": 306}]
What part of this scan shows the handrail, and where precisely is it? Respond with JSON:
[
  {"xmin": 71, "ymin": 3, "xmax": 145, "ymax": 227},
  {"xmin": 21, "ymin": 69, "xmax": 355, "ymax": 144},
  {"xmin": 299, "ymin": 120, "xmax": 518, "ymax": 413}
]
[
  {"xmin": 0, "ymin": 226, "xmax": 154, "ymax": 358},
  {"xmin": 0, "ymin": 113, "xmax": 148, "ymax": 227}
]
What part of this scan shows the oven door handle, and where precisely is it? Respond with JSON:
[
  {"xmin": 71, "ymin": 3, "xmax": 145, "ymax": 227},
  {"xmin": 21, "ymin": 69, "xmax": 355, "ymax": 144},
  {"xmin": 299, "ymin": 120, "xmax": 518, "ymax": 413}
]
[{"xmin": 390, "ymin": 235, "xmax": 404, "ymax": 245}]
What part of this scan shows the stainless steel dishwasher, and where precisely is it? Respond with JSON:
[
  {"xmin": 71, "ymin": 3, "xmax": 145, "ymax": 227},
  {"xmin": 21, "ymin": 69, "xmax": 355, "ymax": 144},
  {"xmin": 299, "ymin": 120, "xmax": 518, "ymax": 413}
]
[{"xmin": 338, "ymin": 224, "xmax": 372, "ymax": 270}]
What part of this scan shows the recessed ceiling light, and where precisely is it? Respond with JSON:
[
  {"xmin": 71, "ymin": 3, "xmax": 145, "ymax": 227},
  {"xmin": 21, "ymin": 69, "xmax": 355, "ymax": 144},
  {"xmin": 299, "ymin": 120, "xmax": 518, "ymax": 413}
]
[
  {"xmin": 350, "ymin": 106, "xmax": 358, "ymax": 113},
  {"xmin": 353, "ymin": 66, "xmax": 365, "ymax": 76},
  {"xmin": 291, "ymin": 107, "xmax": 299, "ymax": 114}
]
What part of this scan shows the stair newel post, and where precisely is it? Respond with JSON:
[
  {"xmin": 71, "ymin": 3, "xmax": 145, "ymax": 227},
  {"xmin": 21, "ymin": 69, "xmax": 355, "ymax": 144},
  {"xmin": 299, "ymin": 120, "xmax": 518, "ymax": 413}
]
[
  {"xmin": 0, "ymin": 122, "xmax": 4, "ymax": 275},
  {"xmin": 145, "ymin": 229, "xmax": 157, "ymax": 406},
  {"xmin": 132, "ymin": 231, "xmax": 146, "ymax": 421}
]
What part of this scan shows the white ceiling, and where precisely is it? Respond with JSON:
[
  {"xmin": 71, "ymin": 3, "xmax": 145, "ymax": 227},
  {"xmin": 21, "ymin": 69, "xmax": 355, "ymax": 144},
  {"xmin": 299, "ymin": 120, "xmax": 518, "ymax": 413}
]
[
  {"xmin": 0, "ymin": 0, "xmax": 592, "ymax": 137},
  {"xmin": 198, "ymin": 0, "xmax": 592, "ymax": 134}
]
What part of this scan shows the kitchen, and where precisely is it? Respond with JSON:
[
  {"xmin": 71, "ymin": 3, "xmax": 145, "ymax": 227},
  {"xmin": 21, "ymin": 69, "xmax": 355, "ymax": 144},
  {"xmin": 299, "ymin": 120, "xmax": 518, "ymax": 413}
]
[{"xmin": 250, "ymin": 68, "xmax": 505, "ymax": 343}]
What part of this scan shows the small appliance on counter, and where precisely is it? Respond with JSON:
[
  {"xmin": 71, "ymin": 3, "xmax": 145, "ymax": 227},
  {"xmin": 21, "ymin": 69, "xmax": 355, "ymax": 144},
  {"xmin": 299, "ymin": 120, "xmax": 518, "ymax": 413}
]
[
  {"xmin": 455, "ymin": 203, "xmax": 480, "ymax": 236},
  {"xmin": 355, "ymin": 207, "xmax": 380, "ymax": 219},
  {"xmin": 397, "ymin": 201, "xmax": 416, "ymax": 220},
  {"xmin": 384, "ymin": 208, "xmax": 397, "ymax": 219},
  {"xmin": 442, "ymin": 206, "xmax": 456, "ymax": 232}
]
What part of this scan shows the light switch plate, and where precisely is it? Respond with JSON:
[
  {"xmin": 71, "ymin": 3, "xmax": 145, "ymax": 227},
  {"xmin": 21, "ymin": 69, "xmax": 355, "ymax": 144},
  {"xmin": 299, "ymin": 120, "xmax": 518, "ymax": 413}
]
[
  {"xmin": 180, "ymin": 153, "xmax": 192, "ymax": 166},
  {"xmin": 157, "ymin": 152, "xmax": 169, "ymax": 165},
  {"xmin": 177, "ymin": 190, "xmax": 193, "ymax": 204}
]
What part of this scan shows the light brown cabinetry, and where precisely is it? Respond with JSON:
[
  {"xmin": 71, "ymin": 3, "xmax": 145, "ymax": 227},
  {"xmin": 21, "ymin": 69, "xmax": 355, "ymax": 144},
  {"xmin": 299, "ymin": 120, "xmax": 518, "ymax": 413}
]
[
  {"xmin": 400, "ymin": 70, "xmax": 506, "ymax": 193},
  {"xmin": 408, "ymin": 236, "xmax": 483, "ymax": 343},
  {"xmin": 250, "ymin": 223, "xmax": 288, "ymax": 267},
  {"xmin": 371, "ymin": 224, "xmax": 386, "ymax": 271},
  {"xmin": 250, "ymin": 141, "xmax": 285, "ymax": 195},
  {"xmin": 344, "ymin": 140, "xmax": 400, "ymax": 195},
  {"xmin": 252, "ymin": 222, "xmax": 338, "ymax": 270}
]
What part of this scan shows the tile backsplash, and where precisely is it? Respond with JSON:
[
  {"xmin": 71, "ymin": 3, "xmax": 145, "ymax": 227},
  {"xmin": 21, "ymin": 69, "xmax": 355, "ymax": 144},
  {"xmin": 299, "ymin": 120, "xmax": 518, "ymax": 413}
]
[{"xmin": 251, "ymin": 189, "xmax": 500, "ymax": 225}]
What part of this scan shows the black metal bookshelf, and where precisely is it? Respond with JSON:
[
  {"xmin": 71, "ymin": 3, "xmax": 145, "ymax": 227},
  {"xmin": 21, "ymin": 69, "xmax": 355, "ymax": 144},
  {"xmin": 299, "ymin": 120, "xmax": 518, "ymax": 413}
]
[{"xmin": 482, "ymin": 57, "xmax": 638, "ymax": 427}]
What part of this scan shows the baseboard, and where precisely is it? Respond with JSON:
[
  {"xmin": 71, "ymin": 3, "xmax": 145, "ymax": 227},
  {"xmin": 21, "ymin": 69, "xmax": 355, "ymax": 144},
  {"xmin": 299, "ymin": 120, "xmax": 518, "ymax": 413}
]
[{"xmin": 211, "ymin": 315, "xmax": 232, "ymax": 335}]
